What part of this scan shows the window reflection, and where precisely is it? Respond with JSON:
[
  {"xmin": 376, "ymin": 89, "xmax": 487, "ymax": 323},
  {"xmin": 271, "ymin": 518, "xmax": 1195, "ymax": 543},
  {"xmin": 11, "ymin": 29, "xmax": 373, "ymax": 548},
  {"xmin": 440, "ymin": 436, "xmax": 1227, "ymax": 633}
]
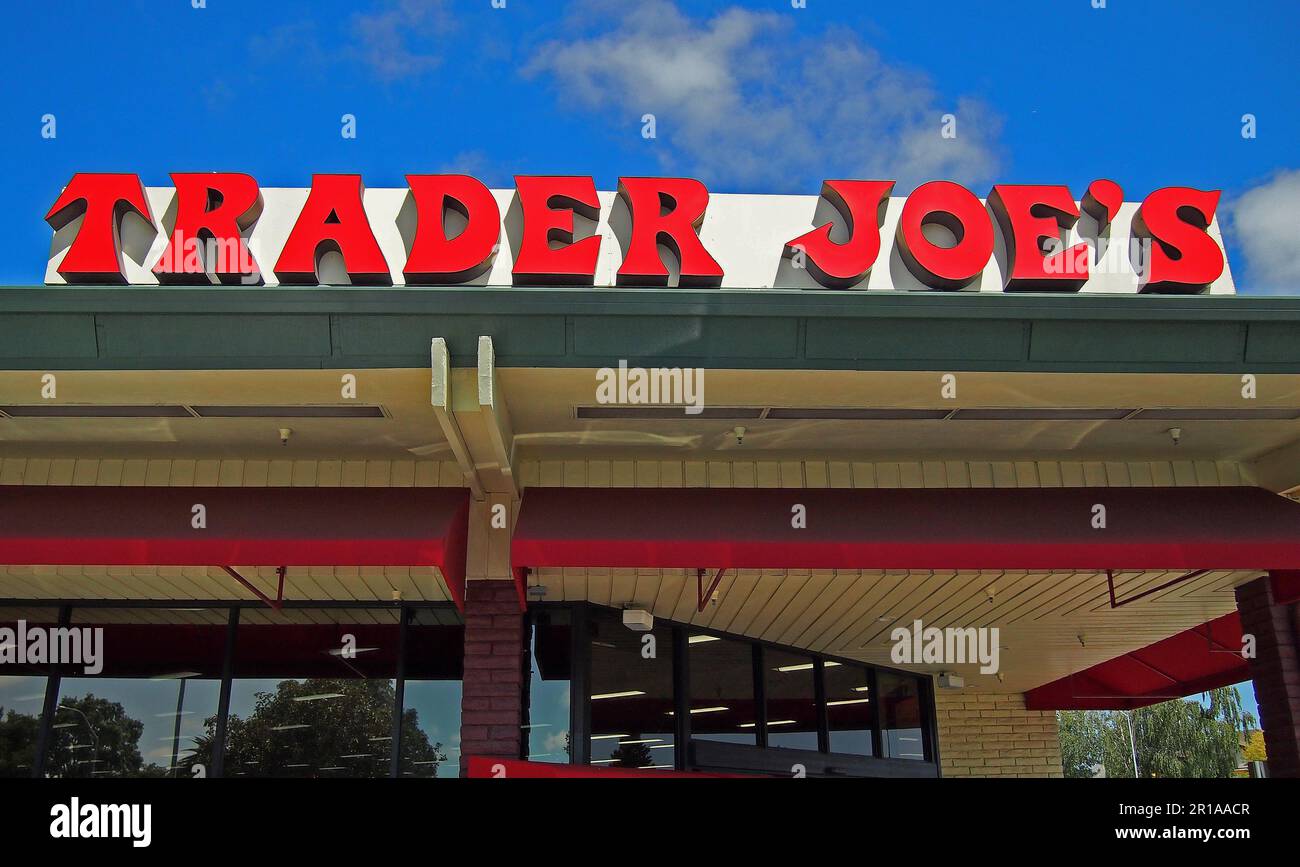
[
  {"xmin": 589, "ymin": 609, "xmax": 674, "ymax": 769},
  {"xmin": 825, "ymin": 664, "xmax": 874, "ymax": 756},
  {"xmin": 764, "ymin": 650, "xmax": 819, "ymax": 750},
  {"xmin": 399, "ymin": 608, "xmax": 464, "ymax": 778},
  {"xmin": 687, "ymin": 633, "xmax": 756, "ymax": 746},
  {"xmin": 524, "ymin": 610, "xmax": 571, "ymax": 764},
  {"xmin": 54, "ymin": 608, "xmax": 225, "ymax": 778},
  {"xmin": 225, "ymin": 608, "xmax": 402, "ymax": 778},
  {"xmin": 0, "ymin": 607, "xmax": 57, "ymax": 778},
  {"xmin": 879, "ymin": 671, "xmax": 925, "ymax": 760}
]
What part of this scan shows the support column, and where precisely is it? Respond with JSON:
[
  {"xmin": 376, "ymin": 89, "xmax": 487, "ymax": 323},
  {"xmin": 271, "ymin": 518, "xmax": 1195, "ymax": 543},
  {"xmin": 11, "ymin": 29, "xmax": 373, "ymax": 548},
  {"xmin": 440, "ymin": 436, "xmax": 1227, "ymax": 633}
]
[
  {"xmin": 459, "ymin": 579, "xmax": 525, "ymax": 776},
  {"xmin": 1235, "ymin": 575, "xmax": 1300, "ymax": 777}
]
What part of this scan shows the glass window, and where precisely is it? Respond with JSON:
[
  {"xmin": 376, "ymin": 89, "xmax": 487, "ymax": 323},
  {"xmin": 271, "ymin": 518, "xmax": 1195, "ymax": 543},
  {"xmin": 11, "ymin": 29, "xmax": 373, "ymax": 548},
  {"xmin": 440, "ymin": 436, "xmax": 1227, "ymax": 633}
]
[
  {"xmin": 0, "ymin": 606, "xmax": 59, "ymax": 777},
  {"xmin": 589, "ymin": 609, "xmax": 674, "ymax": 769},
  {"xmin": 54, "ymin": 608, "xmax": 226, "ymax": 778},
  {"xmin": 825, "ymin": 664, "xmax": 875, "ymax": 756},
  {"xmin": 687, "ymin": 632, "xmax": 756, "ymax": 746},
  {"xmin": 226, "ymin": 608, "xmax": 401, "ymax": 778},
  {"xmin": 398, "ymin": 608, "xmax": 463, "ymax": 778},
  {"xmin": 763, "ymin": 649, "xmax": 819, "ymax": 750},
  {"xmin": 879, "ymin": 671, "xmax": 925, "ymax": 760},
  {"xmin": 524, "ymin": 609, "xmax": 571, "ymax": 764}
]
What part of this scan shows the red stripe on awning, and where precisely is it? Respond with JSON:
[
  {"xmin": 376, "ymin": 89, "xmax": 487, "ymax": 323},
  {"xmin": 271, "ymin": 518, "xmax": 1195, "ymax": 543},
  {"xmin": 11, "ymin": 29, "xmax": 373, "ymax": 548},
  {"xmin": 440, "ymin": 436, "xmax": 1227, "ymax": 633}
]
[
  {"xmin": 512, "ymin": 486, "xmax": 1300, "ymax": 571},
  {"xmin": 0, "ymin": 485, "xmax": 471, "ymax": 608},
  {"xmin": 1024, "ymin": 612, "xmax": 1249, "ymax": 710}
]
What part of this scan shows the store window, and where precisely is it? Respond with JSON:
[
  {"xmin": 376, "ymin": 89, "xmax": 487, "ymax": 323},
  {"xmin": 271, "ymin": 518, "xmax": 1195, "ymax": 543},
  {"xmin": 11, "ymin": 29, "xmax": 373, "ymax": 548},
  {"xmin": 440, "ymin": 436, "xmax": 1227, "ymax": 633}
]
[
  {"xmin": 398, "ymin": 608, "xmax": 464, "ymax": 778},
  {"xmin": 763, "ymin": 649, "xmax": 819, "ymax": 750},
  {"xmin": 226, "ymin": 608, "xmax": 402, "ymax": 778},
  {"xmin": 588, "ymin": 608, "xmax": 674, "ymax": 769},
  {"xmin": 878, "ymin": 671, "xmax": 926, "ymax": 760},
  {"xmin": 687, "ymin": 632, "xmax": 757, "ymax": 746},
  {"xmin": 824, "ymin": 664, "xmax": 874, "ymax": 756},
  {"xmin": 54, "ymin": 608, "xmax": 226, "ymax": 778},
  {"xmin": 524, "ymin": 609, "xmax": 571, "ymax": 764},
  {"xmin": 0, "ymin": 606, "xmax": 59, "ymax": 777}
]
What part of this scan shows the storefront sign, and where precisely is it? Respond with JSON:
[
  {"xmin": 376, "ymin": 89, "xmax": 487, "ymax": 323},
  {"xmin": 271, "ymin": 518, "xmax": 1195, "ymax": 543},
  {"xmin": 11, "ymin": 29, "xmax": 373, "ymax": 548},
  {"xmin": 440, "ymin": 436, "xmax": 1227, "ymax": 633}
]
[{"xmin": 43, "ymin": 173, "xmax": 1233, "ymax": 294}]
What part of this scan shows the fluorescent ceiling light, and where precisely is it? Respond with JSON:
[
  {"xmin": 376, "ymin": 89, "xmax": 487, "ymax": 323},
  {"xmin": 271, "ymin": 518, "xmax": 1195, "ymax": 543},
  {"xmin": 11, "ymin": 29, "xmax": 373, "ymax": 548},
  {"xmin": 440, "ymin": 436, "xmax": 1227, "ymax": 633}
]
[
  {"xmin": 0, "ymin": 404, "xmax": 192, "ymax": 418},
  {"xmin": 591, "ymin": 690, "xmax": 645, "ymax": 700},
  {"xmin": 293, "ymin": 693, "xmax": 344, "ymax": 702},
  {"xmin": 740, "ymin": 720, "xmax": 796, "ymax": 728},
  {"xmin": 666, "ymin": 706, "xmax": 730, "ymax": 715},
  {"xmin": 688, "ymin": 634, "xmax": 720, "ymax": 644},
  {"xmin": 272, "ymin": 724, "xmax": 312, "ymax": 731},
  {"xmin": 150, "ymin": 671, "xmax": 202, "ymax": 680},
  {"xmin": 775, "ymin": 660, "xmax": 839, "ymax": 672},
  {"xmin": 766, "ymin": 408, "xmax": 950, "ymax": 420},
  {"xmin": 576, "ymin": 406, "xmax": 764, "ymax": 420},
  {"xmin": 1132, "ymin": 408, "xmax": 1300, "ymax": 420},
  {"xmin": 190, "ymin": 404, "xmax": 385, "ymax": 418},
  {"xmin": 590, "ymin": 734, "xmax": 629, "ymax": 741},
  {"xmin": 826, "ymin": 698, "xmax": 871, "ymax": 707},
  {"xmin": 950, "ymin": 408, "xmax": 1133, "ymax": 420},
  {"xmin": 619, "ymin": 738, "xmax": 663, "ymax": 745}
]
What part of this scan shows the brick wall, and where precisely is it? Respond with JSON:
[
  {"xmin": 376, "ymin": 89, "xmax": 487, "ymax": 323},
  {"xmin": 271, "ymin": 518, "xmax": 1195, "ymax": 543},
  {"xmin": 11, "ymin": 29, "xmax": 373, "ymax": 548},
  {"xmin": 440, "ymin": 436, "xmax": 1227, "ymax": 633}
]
[
  {"xmin": 934, "ymin": 690, "xmax": 1063, "ymax": 777},
  {"xmin": 1235, "ymin": 575, "xmax": 1300, "ymax": 778},
  {"xmin": 459, "ymin": 579, "xmax": 525, "ymax": 777}
]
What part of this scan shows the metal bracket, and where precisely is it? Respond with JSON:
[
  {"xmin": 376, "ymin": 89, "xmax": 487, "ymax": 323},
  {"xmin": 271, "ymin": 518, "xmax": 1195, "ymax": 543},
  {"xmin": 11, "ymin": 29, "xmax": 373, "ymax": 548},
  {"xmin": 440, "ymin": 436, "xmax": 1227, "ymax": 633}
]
[
  {"xmin": 1107, "ymin": 568, "xmax": 1210, "ymax": 609},
  {"xmin": 697, "ymin": 568, "xmax": 726, "ymax": 613},
  {"xmin": 220, "ymin": 565, "xmax": 287, "ymax": 611}
]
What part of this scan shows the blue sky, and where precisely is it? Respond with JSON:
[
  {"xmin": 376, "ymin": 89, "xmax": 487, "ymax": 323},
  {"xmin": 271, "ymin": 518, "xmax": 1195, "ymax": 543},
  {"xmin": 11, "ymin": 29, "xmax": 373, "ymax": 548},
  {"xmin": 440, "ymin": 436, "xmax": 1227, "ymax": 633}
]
[{"xmin": 1, "ymin": 0, "xmax": 1298, "ymax": 288}]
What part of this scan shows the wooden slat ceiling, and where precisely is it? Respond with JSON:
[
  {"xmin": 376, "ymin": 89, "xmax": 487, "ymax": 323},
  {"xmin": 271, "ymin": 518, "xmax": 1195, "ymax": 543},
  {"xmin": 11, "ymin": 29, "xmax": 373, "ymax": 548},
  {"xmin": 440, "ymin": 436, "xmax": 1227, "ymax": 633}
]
[
  {"xmin": 0, "ymin": 565, "xmax": 454, "ymax": 605},
  {"xmin": 529, "ymin": 566, "xmax": 1256, "ymax": 694}
]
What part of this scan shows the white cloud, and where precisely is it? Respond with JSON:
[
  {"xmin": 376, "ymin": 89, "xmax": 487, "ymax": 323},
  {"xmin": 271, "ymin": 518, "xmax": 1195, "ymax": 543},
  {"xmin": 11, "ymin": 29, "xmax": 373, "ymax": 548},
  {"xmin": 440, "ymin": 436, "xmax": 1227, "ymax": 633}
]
[
  {"xmin": 1228, "ymin": 169, "xmax": 1300, "ymax": 294},
  {"xmin": 525, "ymin": 1, "xmax": 1002, "ymax": 192},
  {"xmin": 352, "ymin": 0, "xmax": 454, "ymax": 81}
]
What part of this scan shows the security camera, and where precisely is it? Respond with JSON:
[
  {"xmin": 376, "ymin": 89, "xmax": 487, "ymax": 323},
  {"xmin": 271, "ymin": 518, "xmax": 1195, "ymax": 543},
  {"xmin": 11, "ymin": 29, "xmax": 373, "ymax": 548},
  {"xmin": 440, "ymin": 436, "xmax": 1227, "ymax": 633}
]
[
  {"xmin": 279, "ymin": 427, "xmax": 292, "ymax": 446},
  {"xmin": 733, "ymin": 426, "xmax": 746, "ymax": 445},
  {"xmin": 1168, "ymin": 427, "xmax": 1182, "ymax": 446}
]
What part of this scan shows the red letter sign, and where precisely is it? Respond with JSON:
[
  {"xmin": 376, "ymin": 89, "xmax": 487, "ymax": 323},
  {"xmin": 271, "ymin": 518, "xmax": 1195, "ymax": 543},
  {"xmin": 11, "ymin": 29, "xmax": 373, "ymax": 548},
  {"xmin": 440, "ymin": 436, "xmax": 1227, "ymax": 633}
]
[
  {"xmin": 895, "ymin": 181, "xmax": 994, "ymax": 290},
  {"xmin": 403, "ymin": 174, "xmax": 501, "ymax": 283},
  {"xmin": 616, "ymin": 177, "xmax": 723, "ymax": 287},
  {"xmin": 154, "ymin": 172, "xmax": 263, "ymax": 284},
  {"xmin": 1131, "ymin": 187, "xmax": 1224, "ymax": 293},
  {"xmin": 274, "ymin": 174, "xmax": 390, "ymax": 284},
  {"xmin": 45, "ymin": 173, "xmax": 153, "ymax": 284},
  {"xmin": 785, "ymin": 180, "xmax": 895, "ymax": 289},
  {"xmin": 512, "ymin": 176, "xmax": 602, "ymax": 285},
  {"xmin": 988, "ymin": 184, "xmax": 1089, "ymax": 291}
]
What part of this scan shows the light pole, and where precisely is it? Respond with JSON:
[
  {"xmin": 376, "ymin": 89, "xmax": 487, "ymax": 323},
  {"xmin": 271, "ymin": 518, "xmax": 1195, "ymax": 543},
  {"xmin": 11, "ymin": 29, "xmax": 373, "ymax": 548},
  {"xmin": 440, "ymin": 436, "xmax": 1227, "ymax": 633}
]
[
  {"xmin": 1122, "ymin": 709, "xmax": 1140, "ymax": 778},
  {"xmin": 57, "ymin": 703, "xmax": 99, "ymax": 778}
]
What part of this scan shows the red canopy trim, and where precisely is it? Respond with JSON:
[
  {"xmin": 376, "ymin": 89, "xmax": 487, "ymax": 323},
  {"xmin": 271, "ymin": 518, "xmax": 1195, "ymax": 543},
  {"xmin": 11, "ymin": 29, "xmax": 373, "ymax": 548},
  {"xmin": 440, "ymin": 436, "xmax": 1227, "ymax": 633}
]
[
  {"xmin": 1024, "ymin": 611, "xmax": 1248, "ymax": 710},
  {"xmin": 511, "ymin": 486, "xmax": 1300, "ymax": 572},
  {"xmin": 0, "ymin": 485, "xmax": 471, "ymax": 609}
]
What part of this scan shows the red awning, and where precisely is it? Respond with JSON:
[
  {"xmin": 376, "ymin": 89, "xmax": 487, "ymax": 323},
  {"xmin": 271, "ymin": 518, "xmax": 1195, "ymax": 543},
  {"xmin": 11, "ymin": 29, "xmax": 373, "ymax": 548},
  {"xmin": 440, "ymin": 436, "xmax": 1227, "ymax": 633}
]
[
  {"xmin": 0, "ymin": 485, "xmax": 470, "ymax": 608},
  {"xmin": 1024, "ymin": 612, "xmax": 1249, "ymax": 710},
  {"xmin": 511, "ymin": 486, "xmax": 1300, "ymax": 572}
]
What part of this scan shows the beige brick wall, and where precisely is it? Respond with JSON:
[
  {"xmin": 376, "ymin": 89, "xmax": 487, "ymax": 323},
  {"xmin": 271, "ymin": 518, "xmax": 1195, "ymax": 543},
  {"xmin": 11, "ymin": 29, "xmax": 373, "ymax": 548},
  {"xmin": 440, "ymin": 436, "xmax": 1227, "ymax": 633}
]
[{"xmin": 935, "ymin": 690, "xmax": 1063, "ymax": 778}]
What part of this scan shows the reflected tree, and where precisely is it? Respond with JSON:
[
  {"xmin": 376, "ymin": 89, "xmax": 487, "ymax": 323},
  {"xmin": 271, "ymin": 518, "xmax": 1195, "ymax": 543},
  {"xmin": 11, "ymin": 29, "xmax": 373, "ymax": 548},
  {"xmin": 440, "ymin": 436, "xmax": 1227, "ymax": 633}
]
[{"xmin": 190, "ymin": 678, "xmax": 443, "ymax": 778}]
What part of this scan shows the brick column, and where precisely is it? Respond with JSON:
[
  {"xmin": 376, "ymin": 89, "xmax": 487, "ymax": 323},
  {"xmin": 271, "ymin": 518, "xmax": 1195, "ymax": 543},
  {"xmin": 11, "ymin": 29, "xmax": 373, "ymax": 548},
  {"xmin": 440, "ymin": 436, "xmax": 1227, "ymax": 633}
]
[
  {"xmin": 934, "ymin": 690, "xmax": 1064, "ymax": 777},
  {"xmin": 1235, "ymin": 575, "xmax": 1300, "ymax": 777},
  {"xmin": 460, "ymin": 579, "xmax": 525, "ymax": 776}
]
